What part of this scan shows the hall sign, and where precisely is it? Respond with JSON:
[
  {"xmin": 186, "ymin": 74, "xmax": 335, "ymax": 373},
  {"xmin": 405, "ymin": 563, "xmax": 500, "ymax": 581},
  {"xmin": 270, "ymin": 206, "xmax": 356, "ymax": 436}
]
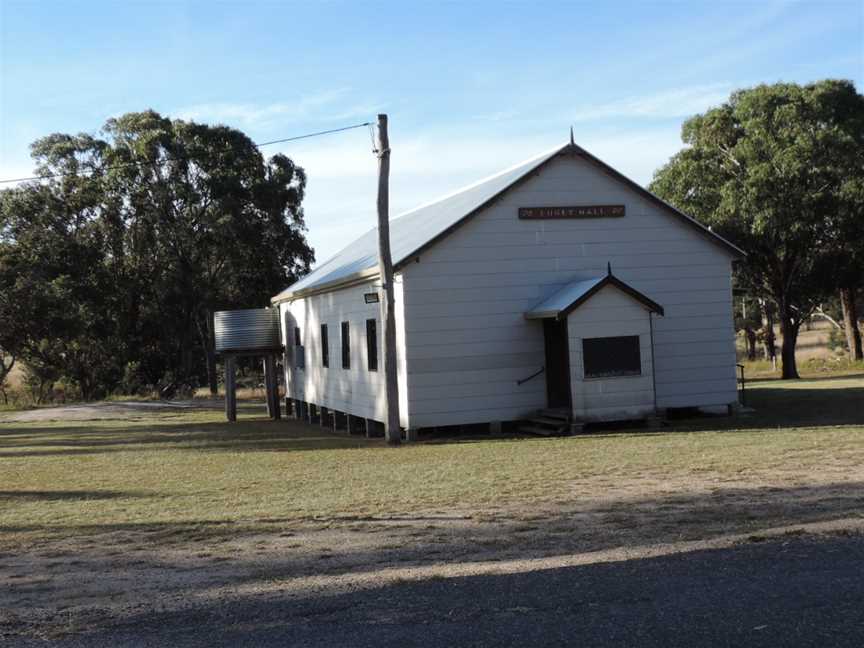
[{"xmin": 518, "ymin": 205, "xmax": 626, "ymax": 219}]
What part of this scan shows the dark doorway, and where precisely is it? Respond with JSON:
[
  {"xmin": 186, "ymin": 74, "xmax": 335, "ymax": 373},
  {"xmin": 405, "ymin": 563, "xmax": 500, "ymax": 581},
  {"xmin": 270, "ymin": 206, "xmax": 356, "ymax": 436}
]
[{"xmin": 543, "ymin": 318, "xmax": 571, "ymax": 409}]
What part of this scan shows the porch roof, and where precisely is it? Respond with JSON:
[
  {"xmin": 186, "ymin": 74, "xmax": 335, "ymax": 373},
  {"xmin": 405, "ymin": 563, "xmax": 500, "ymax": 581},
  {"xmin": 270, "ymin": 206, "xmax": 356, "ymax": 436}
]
[{"xmin": 525, "ymin": 273, "xmax": 664, "ymax": 320}]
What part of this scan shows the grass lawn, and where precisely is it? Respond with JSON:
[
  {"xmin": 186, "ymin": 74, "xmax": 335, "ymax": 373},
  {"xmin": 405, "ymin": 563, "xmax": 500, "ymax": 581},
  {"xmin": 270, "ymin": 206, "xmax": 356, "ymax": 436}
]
[
  {"xmin": 2, "ymin": 374, "xmax": 863, "ymax": 642},
  {"xmin": 1, "ymin": 374, "xmax": 863, "ymax": 550}
]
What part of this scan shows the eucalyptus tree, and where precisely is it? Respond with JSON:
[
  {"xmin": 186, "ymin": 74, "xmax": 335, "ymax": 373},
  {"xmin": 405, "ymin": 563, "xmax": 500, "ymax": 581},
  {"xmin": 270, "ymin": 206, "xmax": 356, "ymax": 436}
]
[
  {"xmin": 651, "ymin": 80, "xmax": 863, "ymax": 378},
  {"xmin": 0, "ymin": 110, "xmax": 313, "ymax": 398}
]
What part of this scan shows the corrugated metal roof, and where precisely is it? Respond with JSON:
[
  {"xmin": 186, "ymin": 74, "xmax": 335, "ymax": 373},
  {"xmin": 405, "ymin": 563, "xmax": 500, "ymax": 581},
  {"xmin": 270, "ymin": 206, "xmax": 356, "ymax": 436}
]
[
  {"xmin": 272, "ymin": 140, "xmax": 744, "ymax": 303},
  {"xmin": 214, "ymin": 308, "xmax": 281, "ymax": 352},
  {"xmin": 525, "ymin": 277, "xmax": 606, "ymax": 319},
  {"xmin": 525, "ymin": 274, "xmax": 665, "ymax": 320},
  {"xmin": 272, "ymin": 145, "xmax": 565, "ymax": 301}
]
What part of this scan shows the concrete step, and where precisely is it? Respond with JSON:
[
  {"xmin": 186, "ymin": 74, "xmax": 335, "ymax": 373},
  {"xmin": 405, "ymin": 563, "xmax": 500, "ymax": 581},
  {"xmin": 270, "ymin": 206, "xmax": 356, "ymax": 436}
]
[
  {"xmin": 519, "ymin": 424, "xmax": 568, "ymax": 436},
  {"xmin": 538, "ymin": 410, "xmax": 570, "ymax": 422},
  {"xmin": 530, "ymin": 416, "xmax": 569, "ymax": 427}
]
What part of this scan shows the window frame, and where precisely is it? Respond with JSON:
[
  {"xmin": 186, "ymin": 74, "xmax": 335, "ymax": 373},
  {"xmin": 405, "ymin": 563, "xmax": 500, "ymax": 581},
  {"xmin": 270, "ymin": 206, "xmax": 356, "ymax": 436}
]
[
  {"xmin": 366, "ymin": 318, "xmax": 378, "ymax": 372},
  {"xmin": 293, "ymin": 326, "xmax": 304, "ymax": 370},
  {"xmin": 321, "ymin": 323, "xmax": 329, "ymax": 368},
  {"xmin": 341, "ymin": 321, "xmax": 351, "ymax": 369},
  {"xmin": 581, "ymin": 335, "xmax": 642, "ymax": 379}
]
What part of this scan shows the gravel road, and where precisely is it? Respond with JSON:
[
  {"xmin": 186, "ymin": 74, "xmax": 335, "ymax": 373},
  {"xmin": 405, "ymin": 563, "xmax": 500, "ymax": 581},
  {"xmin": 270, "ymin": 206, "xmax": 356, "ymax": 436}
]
[
  {"xmin": 0, "ymin": 400, "xmax": 222, "ymax": 423},
  {"xmin": 12, "ymin": 532, "xmax": 864, "ymax": 647}
]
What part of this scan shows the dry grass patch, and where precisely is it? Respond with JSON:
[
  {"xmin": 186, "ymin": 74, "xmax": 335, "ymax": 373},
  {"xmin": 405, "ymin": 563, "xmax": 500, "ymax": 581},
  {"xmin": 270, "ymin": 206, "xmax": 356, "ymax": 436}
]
[
  {"xmin": 1, "ymin": 376, "xmax": 863, "ymax": 641},
  {"xmin": 0, "ymin": 376, "xmax": 863, "ymax": 550}
]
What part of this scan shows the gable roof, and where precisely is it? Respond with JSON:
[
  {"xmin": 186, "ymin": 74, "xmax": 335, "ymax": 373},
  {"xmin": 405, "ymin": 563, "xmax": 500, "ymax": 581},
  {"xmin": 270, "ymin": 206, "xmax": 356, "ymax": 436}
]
[
  {"xmin": 525, "ymin": 273, "xmax": 665, "ymax": 320},
  {"xmin": 272, "ymin": 141, "xmax": 744, "ymax": 303}
]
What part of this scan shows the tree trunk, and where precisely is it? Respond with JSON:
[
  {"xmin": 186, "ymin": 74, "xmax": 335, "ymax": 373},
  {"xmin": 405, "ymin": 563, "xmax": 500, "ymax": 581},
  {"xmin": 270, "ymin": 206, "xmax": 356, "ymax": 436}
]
[
  {"xmin": 778, "ymin": 302, "xmax": 800, "ymax": 379},
  {"xmin": 840, "ymin": 287, "xmax": 863, "ymax": 361},
  {"xmin": 202, "ymin": 311, "xmax": 218, "ymax": 395},
  {"xmin": 762, "ymin": 303, "xmax": 777, "ymax": 363},
  {"xmin": 745, "ymin": 327, "xmax": 757, "ymax": 361}
]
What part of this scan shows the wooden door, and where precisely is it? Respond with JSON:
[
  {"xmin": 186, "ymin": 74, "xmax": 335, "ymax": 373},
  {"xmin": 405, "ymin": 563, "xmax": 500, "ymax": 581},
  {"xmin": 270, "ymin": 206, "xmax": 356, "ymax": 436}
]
[{"xmin": 543, "ymin": 318, "xmax": 572, "ymax": 409}]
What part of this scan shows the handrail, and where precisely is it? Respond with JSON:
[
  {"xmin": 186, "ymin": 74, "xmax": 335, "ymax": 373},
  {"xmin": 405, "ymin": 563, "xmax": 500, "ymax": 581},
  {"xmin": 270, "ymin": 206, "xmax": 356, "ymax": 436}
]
[
  {"xmin": 517, "ymin": 366, "xmax": 545, "ymax": 386},
  {"xmin": 736, "ymin": 363, "xmax": 746, "ymax": 407}
]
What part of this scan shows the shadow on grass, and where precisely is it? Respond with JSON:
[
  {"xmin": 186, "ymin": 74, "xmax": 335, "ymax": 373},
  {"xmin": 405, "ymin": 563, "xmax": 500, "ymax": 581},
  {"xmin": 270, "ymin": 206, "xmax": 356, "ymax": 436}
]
[
  {"xmin": 6, "ymin": 482, "xmax": 864, "ymax": 643},
  {"xmin": 0, "ymin": 417, "xmax": 379, "ymax": 458},
  {"xmin": 55, "ymin": 532, "xmax": 864, "ymax": 648},
  {"xmin": 0, "ymin": 490, "xmax": 155, "ymax": 502},
  {"xmin": 710, "ymin": 380, "xmax": 864, "ymax": 430},
  {"xmin": 1, "ymin": 377, "xmax": 862, "ymax": 458},
  {"xmin": 749, "ymin": 371, "xmax": 864, "ymax": 384},
  {"xmin": 6, "ymin": 480, "xmax": 864, "ymax": 564}
]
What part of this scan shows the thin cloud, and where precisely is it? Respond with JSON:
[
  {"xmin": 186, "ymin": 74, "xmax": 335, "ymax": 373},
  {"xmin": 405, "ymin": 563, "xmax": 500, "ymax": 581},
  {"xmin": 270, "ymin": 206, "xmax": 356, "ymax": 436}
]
[
  {"xmin": 472, "ymin": 110, "xmax": 520, "ymax": 122},
  {"xmin": 174, "ymin": 88, "xmax": 382, "ymax": 128},
  {"xmin": 570, "ymin": 83, "xmax": 733, "ymax": 122}
]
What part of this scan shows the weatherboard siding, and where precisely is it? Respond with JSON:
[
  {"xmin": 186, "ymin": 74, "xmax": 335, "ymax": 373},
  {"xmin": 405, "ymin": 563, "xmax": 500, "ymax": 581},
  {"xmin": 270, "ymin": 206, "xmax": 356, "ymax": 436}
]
[
  {"xmin": 279, "ymin": 278, "xmax": 410, "ymax": 427},
  {"xmin": 401, "ymin": 154, "xmax": 737, "ymax": 426},
  {"xmin": 566, "ymin": 286, "xmax": 655, "ymax": 421}
]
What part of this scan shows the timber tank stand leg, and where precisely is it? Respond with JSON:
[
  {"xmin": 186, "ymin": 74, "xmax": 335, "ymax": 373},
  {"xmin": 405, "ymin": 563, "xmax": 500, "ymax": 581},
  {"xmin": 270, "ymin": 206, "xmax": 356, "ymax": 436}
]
[
  {"xmin": 263, "ymin": 357, "xmax": 271, "ymax": 418},
  {"xmin": 265, "ymin": 354, "xmax": 280, "ymax": 419},
  {"xmin": 224, "ymin": 356, "xmax": 237, "ymax": 422},
  {"xmin": 271, "ymin": 355, "xmax": 281, "ymax": 419},
  {"xmin": 333, "ymin": 411, "xmax": 346, "ymax": 434},
  {"xmin": 365, "ymin": 418, "xmax": 376, "ymax": 439}
]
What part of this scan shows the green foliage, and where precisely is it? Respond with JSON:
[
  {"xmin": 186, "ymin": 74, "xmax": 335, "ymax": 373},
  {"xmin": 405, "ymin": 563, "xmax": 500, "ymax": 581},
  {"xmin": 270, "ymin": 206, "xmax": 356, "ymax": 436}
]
[
  {"xmin": 0, "ymin": 347, "xmax": 14, "ymax": 405},
  {"xmin": 828, "ymin": 326, "xmax": 848, "ymax": 353},
  {"xmin": 0, "ymin": 110, "xmax": 313, "ymax": 401},
  {"xmin": 119, "ymin": 361, "xmax": 148, "ymax": 396},
  {"xmin": 734, "ymin": 296, "xmax": 762, "ymax": 332},
  {"xmin": 651, "ymin": 80, "xmax": 864, "ymax": 378}
]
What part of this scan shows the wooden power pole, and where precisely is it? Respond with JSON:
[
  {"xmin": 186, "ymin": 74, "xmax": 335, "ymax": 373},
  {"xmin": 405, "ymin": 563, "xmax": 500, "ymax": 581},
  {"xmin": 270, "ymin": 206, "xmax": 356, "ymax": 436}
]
[{"xmin": 375, "ymin": 114, "xmax": 401, "ymax": 445}]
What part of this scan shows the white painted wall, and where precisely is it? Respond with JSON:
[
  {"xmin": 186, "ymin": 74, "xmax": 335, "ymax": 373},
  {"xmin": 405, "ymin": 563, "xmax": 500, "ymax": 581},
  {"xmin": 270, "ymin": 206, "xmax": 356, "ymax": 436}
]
[
  {"xmin": 566, "ymin": 285, "xmax": 655, "ymax": 421},
  {"xmin": 400, "ymin": 152, "xmax": 737, "ymax": 427},
  {"xmin": 279, "ymin": 277, "xmax": 410, "ymax": 427}
]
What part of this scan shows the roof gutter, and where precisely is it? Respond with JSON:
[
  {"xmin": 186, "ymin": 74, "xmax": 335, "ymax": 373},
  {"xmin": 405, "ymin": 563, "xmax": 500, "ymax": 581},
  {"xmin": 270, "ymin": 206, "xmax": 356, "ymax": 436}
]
[{"xmin": 270, "ymin": 267, "xmax": 381, "ymax": 305}]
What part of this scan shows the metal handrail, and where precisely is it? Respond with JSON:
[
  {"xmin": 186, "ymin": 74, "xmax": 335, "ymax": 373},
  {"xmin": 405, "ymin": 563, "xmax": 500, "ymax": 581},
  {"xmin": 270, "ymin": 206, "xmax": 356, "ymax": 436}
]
[
  {"xmin": 736, "ymin": 363, "xmax": 746, "ymax": 407},
  {"xmin": 517, "ymin": 366, "xmax": 545, "ymax": 386}
]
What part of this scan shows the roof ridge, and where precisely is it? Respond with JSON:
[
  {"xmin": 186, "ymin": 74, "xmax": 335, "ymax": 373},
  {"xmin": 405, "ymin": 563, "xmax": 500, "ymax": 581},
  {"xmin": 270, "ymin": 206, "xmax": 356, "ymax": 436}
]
[
  {"xmin": 272, "ymin": 138, "xmax": 742, "ymax": 303},
  {"xmin": 390, "ymin": 143, "xmax": 567, "ymax": 222}
]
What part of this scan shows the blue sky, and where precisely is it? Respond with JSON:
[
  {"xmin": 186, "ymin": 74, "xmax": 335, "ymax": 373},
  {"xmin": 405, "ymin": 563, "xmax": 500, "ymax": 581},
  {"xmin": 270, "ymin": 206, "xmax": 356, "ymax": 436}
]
[{"xmin": 1, "ymin": 0, "xmax": 861, "ymax": 264}]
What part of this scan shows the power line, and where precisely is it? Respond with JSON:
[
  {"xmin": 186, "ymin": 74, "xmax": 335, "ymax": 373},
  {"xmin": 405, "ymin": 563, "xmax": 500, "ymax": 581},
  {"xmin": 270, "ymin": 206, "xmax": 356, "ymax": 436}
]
[
  {"xmin": 254, "ymin": 122, "xmax": 372, "ymax": 147},
  {"xmin": 0, "ymin": 121, "xmax": 372, "ymax": 185}
]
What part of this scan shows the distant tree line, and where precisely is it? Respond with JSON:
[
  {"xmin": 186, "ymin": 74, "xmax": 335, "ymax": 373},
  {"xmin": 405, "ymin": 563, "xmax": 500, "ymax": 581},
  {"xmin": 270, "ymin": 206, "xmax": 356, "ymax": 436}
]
[
  {"xmin": 651, "ymin": 80, "xmax": 863, "ymax": 378},
  {"xmin": 0, "ymin": 110, "xmax": 313, "ymax": 402},
  {"xmin": 1, "ymin": 84, "xmax": 860, "ymax": 400}
]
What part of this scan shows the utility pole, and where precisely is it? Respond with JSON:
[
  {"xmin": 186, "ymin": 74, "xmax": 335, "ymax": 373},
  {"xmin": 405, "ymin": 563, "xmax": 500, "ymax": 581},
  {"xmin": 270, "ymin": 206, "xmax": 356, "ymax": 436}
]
[{"xmin": 375, "ymin": 114, "xmax": 401, "ymax": 445}]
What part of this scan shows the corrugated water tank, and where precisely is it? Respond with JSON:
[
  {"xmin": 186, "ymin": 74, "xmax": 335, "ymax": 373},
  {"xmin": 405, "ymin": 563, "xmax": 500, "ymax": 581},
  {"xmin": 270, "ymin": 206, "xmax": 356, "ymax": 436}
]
[{"xmin": 214, "ymin": 308, "xmax": 281, "ymax": 353}]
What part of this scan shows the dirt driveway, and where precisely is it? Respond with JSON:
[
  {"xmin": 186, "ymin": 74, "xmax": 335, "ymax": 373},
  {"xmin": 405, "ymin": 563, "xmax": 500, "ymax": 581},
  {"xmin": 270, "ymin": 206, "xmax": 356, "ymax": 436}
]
[
  {"xmin": 0, "ymin": 400, "xmax": 224, "ymax": 423},
  {"xmin": 3, "ymin": 382, "xmax": 864, "ymax": 645},
  {"xmin": 3, "ymin": 522, "xmax": 864, "ymax": 647}
]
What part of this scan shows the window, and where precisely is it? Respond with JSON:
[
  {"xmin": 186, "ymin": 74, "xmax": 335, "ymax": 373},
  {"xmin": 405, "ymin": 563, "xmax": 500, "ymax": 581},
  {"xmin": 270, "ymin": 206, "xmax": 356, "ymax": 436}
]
[
  {"xmin": 321, "ymin": 324, "xmax": 329, "ymax": 367},
  {"xmin": 341, "ymin": 321, "xmax": 350, "ymax": 369},
  {"xmin": 366, "ymin": 318, "xmax": 378, "ymax": 372},
  {"xmin": 582, "ymin": 335, "xmax": 641, "ymax": 379},
  {"xmin": 294, "ymin": 327, "xmax": 304, "ymax": 369}
]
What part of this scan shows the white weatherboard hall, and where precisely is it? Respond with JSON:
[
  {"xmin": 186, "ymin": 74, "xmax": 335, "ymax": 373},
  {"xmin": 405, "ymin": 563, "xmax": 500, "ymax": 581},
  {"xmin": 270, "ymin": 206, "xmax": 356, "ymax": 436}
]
[{"xmin": 272, "ymin": 139, "xmax": 743, "ymax": 436}]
